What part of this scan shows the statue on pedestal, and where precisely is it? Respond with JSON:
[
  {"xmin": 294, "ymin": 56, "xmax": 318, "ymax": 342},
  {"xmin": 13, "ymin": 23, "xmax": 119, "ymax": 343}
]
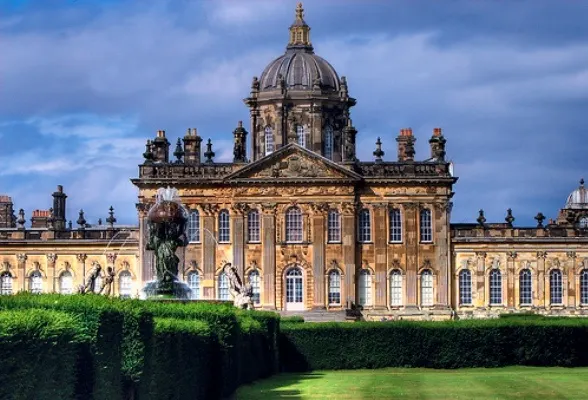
[
  {"xmin": 78, "ymin": 261, "xmax": 102, "ymax": 294},
  {"xmin": 223, "ymin": 263, "xmax": 254, "ymax": 309}
]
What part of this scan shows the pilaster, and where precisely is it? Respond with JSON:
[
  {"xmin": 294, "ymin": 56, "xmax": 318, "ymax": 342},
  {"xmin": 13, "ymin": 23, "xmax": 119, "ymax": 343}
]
[
  {"xmin": 47, "ymin": 253, "xmax": 57, "ymax": 292},
  {"xmin": 404, "ymin": 202, "xmax": 418, "ymax": 307},
  {"xmin": 311, "ymin": 203, "xmax": 327, "ymax": 308},
  {"xmin": 232, "ymin": 203, "xmax": 247, "ymax": 279},
  {"xmin": 201, "ymin": 204, "xmax": 218, "ymax": 299},
  {"xmin": 567, "ymin": 251, "xmax": 577, "ymax": 308},
  {"xmin": 434, "ymin": 201, "xmax": 451, "ymax": 307},
  {"xmin": 373, "ymin": 203, "xmax": 388, "ymax": 308},
  {"xmin": 77, "ymin": 254, "xmax": 88, "ymax": 286},
  {"xmin": 537, "ymin": 251, "xmax": 547, "ymax": 308},
  {"xmin": 262, "ymin": 203, "xmax": 277, "ymax": 309},
  {"xmin": 475, "ymin": 251, "xmax": 486, "ymax": 307},
  {"xmin": 507, "ymin": 251, "xmax": 517, "ymax": 307},
  {"xmin": 341, "ymin": 202, "xmax": 356, "ymax": 307},
  {"xmin": 16, "ymin": 253, "xmax": 27, "ymax": 291}
]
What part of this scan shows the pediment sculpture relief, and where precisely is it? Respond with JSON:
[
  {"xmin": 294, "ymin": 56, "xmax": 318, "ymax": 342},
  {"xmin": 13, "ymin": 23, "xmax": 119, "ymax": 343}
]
[{"xmin": 252, "ymin": 155, "xmax": 334, "ymax": 179}]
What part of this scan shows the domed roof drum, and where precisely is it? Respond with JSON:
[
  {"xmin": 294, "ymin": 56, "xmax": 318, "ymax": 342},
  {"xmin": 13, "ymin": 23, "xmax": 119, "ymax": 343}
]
[
  {"xmin": 566, "ymin": 179, "xmax": 588, "ymax": 209},
  {"xmin": 259, "ymin": 51, "xmax": 340, "ymax": 92},
  {"xmin": 258, "ymin": 3, "xmax": 340, "ymax": 93}
]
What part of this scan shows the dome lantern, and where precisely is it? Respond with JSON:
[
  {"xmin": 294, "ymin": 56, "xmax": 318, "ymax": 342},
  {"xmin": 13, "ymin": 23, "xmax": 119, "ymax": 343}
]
[{"xmin": 288, "ymin": 2, "xmax": 312, "ymax": 51}]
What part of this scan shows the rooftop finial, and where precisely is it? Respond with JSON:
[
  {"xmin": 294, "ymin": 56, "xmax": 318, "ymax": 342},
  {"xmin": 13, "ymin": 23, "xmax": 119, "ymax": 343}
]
[
  {"xmin": 296, "ymin": 2, "xmax": 304, "ymax": 20},
  {"xmin": 288, "ymin": 2, "xmax": 312, "ymax": 50},
  {"xmin": 581, "ymin": 178, "xmax": 585, "ymax": 187}
]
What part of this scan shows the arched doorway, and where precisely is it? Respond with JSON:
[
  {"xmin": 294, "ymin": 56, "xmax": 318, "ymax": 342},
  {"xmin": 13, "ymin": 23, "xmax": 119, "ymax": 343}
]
[{"xmin": 285, "ymin": 266, "xmax": 304, "ymax": 311}]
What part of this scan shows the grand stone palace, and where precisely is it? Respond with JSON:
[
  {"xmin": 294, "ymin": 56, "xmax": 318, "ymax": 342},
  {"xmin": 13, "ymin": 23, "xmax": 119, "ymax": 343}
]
[{"xmin": 1, "ymin": 4, "xmax": 588, "ymax": 320}]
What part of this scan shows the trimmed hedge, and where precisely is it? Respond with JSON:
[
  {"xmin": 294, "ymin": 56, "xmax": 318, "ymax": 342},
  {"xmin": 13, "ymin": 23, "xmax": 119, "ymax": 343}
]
[
  {"xmin": 0, "ymin": 309, "xmax": 89, "ymax": 400},
  {"xmin": 0, "ymin": 293, "xmax": 125, "ymax": 400},
  {"xmin": 280, "ymin": 318, "xmax": 588, "ymax": 371},
  {"xmin": 138, "ymin": 318, "xmax": 212, "ymax": 400},
  {"xmin": 236, "ymin": 309, "xmax": 281, "ymax": 378}
]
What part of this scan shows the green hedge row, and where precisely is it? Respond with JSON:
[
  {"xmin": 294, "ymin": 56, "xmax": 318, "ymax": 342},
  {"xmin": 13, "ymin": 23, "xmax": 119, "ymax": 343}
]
[
  {"xmin": 0, "ymin": 309, "xmax": 90, "ymax": 400},
  {"xmin": 280, "ymin": 318, "xmax": 588, "ymax": 371}
]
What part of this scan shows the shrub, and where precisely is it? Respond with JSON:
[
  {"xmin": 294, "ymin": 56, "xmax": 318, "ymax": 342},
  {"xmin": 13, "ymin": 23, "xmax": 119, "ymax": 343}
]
[
  {"xmin": 0, "ymin": 293, "xmax": 125, "ymax": 400},
  {"xmin": 0, "ymin": 309, "xmax": 90, "ymax": 400},
  {"xmin": 280, "ymin": 318, "xmax": 588, "ymax": 371},
  {"xmin": 236, "ymin": 309, "xmax": 281, "ymax": 378},
  {"xmin": 138, "ymin": 318, "xmax": 212, "ymax": 400},
  {"xmin": 281, "ymin": 315, "xmax": 304, "ymax": 324}
]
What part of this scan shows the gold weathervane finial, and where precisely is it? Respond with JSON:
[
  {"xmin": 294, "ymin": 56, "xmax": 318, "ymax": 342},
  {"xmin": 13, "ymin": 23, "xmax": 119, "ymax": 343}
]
[{"xmin": 296, "ymin": 2, "xmax": 304, "ymax": 20}]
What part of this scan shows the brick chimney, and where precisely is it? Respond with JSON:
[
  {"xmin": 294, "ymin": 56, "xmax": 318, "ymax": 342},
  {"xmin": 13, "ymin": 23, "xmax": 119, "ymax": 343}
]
[
  {"xmin": 52, "ymin": 185, "xmax": 67, "ymax": 230},
  {"xmin": 396, "ymin": 128, "xmax": 416, "ymax": 162},
  {"xmin": 151, "ymin": 130, "xmax": 170, "ymax": 163},
  {"xmin": 183, "ymin": 128, "xmax": 202, "ymax": 164}
]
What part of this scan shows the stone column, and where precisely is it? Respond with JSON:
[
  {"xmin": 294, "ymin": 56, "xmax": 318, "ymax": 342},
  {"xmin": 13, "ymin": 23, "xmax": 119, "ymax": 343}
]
[
  {"xmin": 77, "ymin": 254, "xmax": 88, "ymax": 287},
  {"xmin": 16, "ymin": 253, "xmax": 27, "ymax": 291},
  {"xmin": 201, "ymin": 204, "xmax": 218, "ymax": 299},
  {"xmin": 475, "ymin": 252, "xmax": 486, "ymax": 307},
  {"xmin": 232, "ymin": 204, "xmax": 247, "ymax": 279},
  {"xmin": 404, "ymin": 203, "xmax": 419, "ymax": 308},
  {"xmin": 311, "ymin": 105, "xmax": 322, "ymax": 154},
  {"xmin": 249, "ymin": 108, "xmax": 258, "ymax": 161},
  {"xmin": 567, "ymin": 251, "xmax": 577, "ymax": 308},
  {"xmin": 537, "ymin": 251, "xmax": 547, "ymax": 309},
  {"xmin": 275, "ymin": 107, "xmax": 284, "ymax": 150},
  {"xmin": 373, "ymin": 203, "xmax": 388, "ymax": 309},
  {"xmin": 261, "ymin": 203, "xmax": 277, "ymax": 309},
  {"xmin": 341, "ymin": 203, "xmax": 356, "ymax": 307},
  {"xmin": 311, "ymin": 203, "xmax": 327, "ymax": 308},
  {"xmin": 47, "ymin": 253, "xmax": 57, "ymax": 292},
  {"xmin": 506, "ymin": 251, "xmax": 517, "ymax": 307}
]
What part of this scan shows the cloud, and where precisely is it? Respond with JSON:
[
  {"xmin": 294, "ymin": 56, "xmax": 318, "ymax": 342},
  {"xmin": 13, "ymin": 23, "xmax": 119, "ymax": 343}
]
[{"xmin": 206, "ymin": 0, "xmax": 285, "ymax": 25}]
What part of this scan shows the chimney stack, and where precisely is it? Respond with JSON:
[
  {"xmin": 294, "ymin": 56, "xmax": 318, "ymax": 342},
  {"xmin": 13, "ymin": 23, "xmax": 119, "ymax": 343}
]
[
  {"xmin": 396, "ymin": 128, "xmax": 416, "ymax": 162},
  {"xmin": 429, "ymin": 127, "xmax": 446, "ymax": 161},
  {"xmin": 52, "ymin": 185, "xmax": 67, "ymax": 230},
  {"xmin": 183, "ymin": 128, "xmax": 203, "ymax": 164}
]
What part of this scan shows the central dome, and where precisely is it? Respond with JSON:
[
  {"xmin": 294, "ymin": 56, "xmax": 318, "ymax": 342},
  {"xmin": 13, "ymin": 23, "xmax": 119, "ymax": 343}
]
[
  {"xmin": 259, "ymin": 49, "xmax": 340, "ymax": 92},
  {"xmin": 258, "ymin": 3, "xmax": 340, "ymax": 93},
  {"xmin": 566, "ymin": 179, "xmax": 588, "ymax": 209}
]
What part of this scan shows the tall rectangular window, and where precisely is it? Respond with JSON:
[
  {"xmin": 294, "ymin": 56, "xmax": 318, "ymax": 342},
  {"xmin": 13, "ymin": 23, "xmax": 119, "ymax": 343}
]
[
  {"xmin": 264, "ymin": 127, "xmax": 274, "ymax": 155},
  {"xmin": 421, "ymin": 270, "xmax": 433, "ymax": 306},
  {"xmin": 296, "ymin": 125, "xmax": 308, "ymax": 148},
  {"xmin": 390, "ymin": 270, "xmax": 403, "ymax": 306},
  {"xmin": 188, "ymin": 211, "xmax": 200, "ymax": 242},
  {"xmin": 324, "ymin": 125, "xmax": 334, "ymax": 159},
  {"xmin": 389, "ymin": 208, "xmax": 402, "ymax": 243},
  {"xmin": 358, "ymin": 209, "xmax": 371, "ymax": 243},
  {"xmin": 218, "ymin": 210, "xmax": 230, "ymax": 243},
  {"xmin": 459, "ymin": 269, "xmax": 472, "ymax": 305},
  {"xmin": 489, "ymin": 269, "xmax": 502, "ymax": 305},
  {"xmin": 420, "ymin": 209, "xmax": 433, "ymax": 243},
  {"xmin": 286, "ymin": 207, "xmax": 303, "ymax": 243},
  {"xmin": 519, "ymin": 269, "xmax": 532, "ymax": 306},
  {"xmin": 247, "ymin": 210, "xmax": 260, "ymax": 243},
  {"xmin": 327, "ymin": 210, "xmax": 341, "ymax": 242}
]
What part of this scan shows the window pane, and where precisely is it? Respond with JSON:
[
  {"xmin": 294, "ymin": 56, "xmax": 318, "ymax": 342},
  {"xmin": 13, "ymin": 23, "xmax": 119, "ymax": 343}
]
[
  {"xmin": 328, "ymin": 270, "xmax": 341, "ymax": 305},
  {"xmin": 358, "ymin": 270, "xmax": 372, "ymax": 306},
  {"xmin": 459, "ymin": 269, "xmax": 472, "ymax": 305},
  {"xmin": 421, "ymin": 269, "xmax": 433, "ymax": 306},
  {"xmin": 389, "ymin": 209, "xmax": 402, "ymax": 242},
  {"xmin": 550, "ymin": 269, "xmax": 563, "ymax": 305},
  {"xmin": 218, "ymin": 211, "xmax": 230, "ymax": 243},
  {"xmin": 519, "ymin": 269, "xmax": 532, "ymax": 305},
  {"xmin": 119, "ymin": 272, "xmax": 132, "ymax": 298},
  {"xmin": 188, "ymin": 211, "xmax": 200, "ymax": 242},
  {"xmin": 248, "ymin": 210, "xmax": 260, "ymax": 243},
  {"xmin": 188, "ymin": 272, "xmax": 200, "ymax": 300},
  {"xmin": 265, "ymin": 126, "xmax": 274, "ymax": 155},
  {"xmin": 324, "ymin": 125, "xmax": 334, "ymax": 159},
  {"xmin": 286, "ymin": 207, "xmax": 303, "ymax": 242},
  {"xmin": 29, "ymin": 271, "xmax": 43, "ymax": 294},
  {"xmin": 0, "ymin": 272, "xmax": 12, "ymax": 295},
  {"xmin": 249, "ymin": 270, "xmax": 261, "ymax": 305},
  {"xmin": 390, "ymin": 270, "xmax": 402, "ymax": 306},
  {"xmin": 489, "ymin": 269, "xmax": 502, "ymax": 305},
  {"xmin": 327, "ymin": 210, "xmax": 341, "ymax": 242},
  {"xmin": 218, "ymin": 273, "xmax": 230, "ymax": 300},
  {"xmin": 358, "ymin": 209, "xmax": 371, "ymax": 243},
  {"xmin": 60, "ymin": 271, "xmax": 73, "ymax": 295},
  {"xmin": 581, "ymin": 269, "xmax": 588, "ymax": 305},
  {"xmin": 296, "ymin": 125, "xmax": 308, "ymax": 148},
  {"xmin": 420, "ymin": 209, "xmax": 432, "ymax": 243}
]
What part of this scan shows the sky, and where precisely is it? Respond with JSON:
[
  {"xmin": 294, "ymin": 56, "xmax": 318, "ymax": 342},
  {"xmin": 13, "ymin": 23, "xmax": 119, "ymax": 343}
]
[{"xmin": 1, "ymin": 0, "xmax": 588, "ymax": 227}]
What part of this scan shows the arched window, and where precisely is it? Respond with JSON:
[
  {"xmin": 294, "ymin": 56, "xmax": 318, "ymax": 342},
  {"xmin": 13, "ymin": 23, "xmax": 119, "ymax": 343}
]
[
  {"xmin": 421, "ymin": 269, "xmax": 433, "ymax": 306},
  {"xmin": 296, "ymin": 125, "xmax": 308, "ymax": 148},
  {"xmin": 327, "ymin": 210, "xmax": 341, "ymax": 242},
  {"xmin": 358, "ymin": 209, "xmax": 371, "ymax": 243},
  {"xmin": 0, "ymin": 272, "xmax": 12, "ymax": 295},
  {"xmin": 188, "ymin": 271, "xmax": 200, "ymax": 300},
  {"xmin": 285, "ymin": 207, "xmax": 303, "ymax": 243},
  {"xmin": 489, "ymin": 269, "xmax": 502, "ymax": 305},
  {"xmin": 550, "ymin": 269, "xmax": 563, "ymax": 305},
  {"xmin": 119, "ymin": 271, "xmax": 132, "ymax": 298},
  {"xmin": 249, "ymin": 270, "xmax": 261, "ymax": 305},
  {"xmin": 188, "ymin": 211, "xmax": 200, "ymax": 242},
  {"xmin": 358, "ymin": 269, "xmax": 372, "ymax": 307},
  {"xmin": 29, "ymin": 271, "xmax": 43, "ymax": 294},
  {"xmin": 389, "ymin": 269, "xmax": 403, "ymax": 306},
  {"xmin": 389, "ymin": 208, "xmax": 402, "ymax": 243},
  {"xmin": 328, "ymin": 270, "xmax": 341, "ymax": 305},
  {"xmin": 459, "ymin": 269, "xmax": 472, "ymax": 305},
  {"xmin": 580, "ymin": 269, "xmax": 588, "ymax": 304},
  {"xmin": 59, "ymin": 271, "xmax": 73, "ymax": 295},
  {"xmin": 580, "ymin": 217, "xmax": 588, "ymax": 229},
  {"xmin": 420, "ymin": 209, "xmax": 433, "ymax": 243},
  {"xmin": 247, "ymin": 210, "xmax": 260, "ymax": 243},
  {"xmin": 323, "ymin": 125, "xmax": 334, "ymax": 159},
  {"xmin": 519, "ymin": 269, "xmax": 532, "ymax": 306},
  {"xmin": 218, "ymin": 272, "xmax": 230, "ymax": 300},
  {"xmin": 264, "ymin": 126, "xmax": 274, "ymax": 155},
  {"xmin": 218, "ymin": 210, "xmax": 230, "ymax": 243}
]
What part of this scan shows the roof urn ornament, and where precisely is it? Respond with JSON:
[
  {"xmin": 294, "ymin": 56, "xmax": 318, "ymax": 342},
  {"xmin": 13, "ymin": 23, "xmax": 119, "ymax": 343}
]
[
  {"xmin": 143, "ymin": 140, "xmax": 154, "ymax": 163},
  {"xmin": 476, "ymin": 209, "xmax": 486, "ymax": 227},
  {"xmin": 505, "ymin": 208, "xmax": 515, "ymax": 227},
  {"xmin": 106, "ymin": 206, "xmax": 117, "ymax": 228},
  {"xmin": 373, "ymin": 137, "xmax": 384, "ymax": 163},
  {"xmin": 77, "ymin": 209, "xmax": 86, "ymax": 229},
  {"xmin": 173, "ymin": 138, "xmax": 184, "ymax": 163},
  {"xmin": 535, "ymin": 212, "xmax": 546, "ymax": 228},
  {"xmin": 16, "ymin": 209, "xmax": 25, "ymax": 230},
  {"xmin": 204, "ymin": 139, "xmax": 215, "ymax": 163}
]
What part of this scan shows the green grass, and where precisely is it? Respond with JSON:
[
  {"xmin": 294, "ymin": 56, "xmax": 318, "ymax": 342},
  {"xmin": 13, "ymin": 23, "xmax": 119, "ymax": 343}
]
[{"xmin": 234, "ymin": 366, "xmax": 588, "ymax": 399}]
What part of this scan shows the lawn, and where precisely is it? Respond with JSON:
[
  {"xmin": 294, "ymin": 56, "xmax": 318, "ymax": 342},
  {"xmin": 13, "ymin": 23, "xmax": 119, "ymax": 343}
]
[{"xmin": 234, "ymin": 366, "xmax": 588, "ymax": 399}]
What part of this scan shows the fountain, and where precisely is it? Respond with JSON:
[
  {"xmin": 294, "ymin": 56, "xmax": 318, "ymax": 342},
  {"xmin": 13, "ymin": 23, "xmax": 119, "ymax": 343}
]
[{"xmin": 141, "ymin": 187, "xmax": 191, "ymax": 299}]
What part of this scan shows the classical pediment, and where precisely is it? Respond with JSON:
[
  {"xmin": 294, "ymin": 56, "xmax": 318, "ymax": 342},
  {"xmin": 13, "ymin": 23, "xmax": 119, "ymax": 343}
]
[{"xmin": 225, "ymin": 143, "xmax": 362, "ymax": 181}]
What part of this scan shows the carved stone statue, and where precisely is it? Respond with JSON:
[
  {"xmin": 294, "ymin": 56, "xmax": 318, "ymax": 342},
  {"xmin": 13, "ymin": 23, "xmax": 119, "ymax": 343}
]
[
  {"xmin": 223, "ymin": 263, "xmax": 254, "ymax": 309},
  {"xmin": 78, "ymin": 261, "xmax": 102, "ymax": 294},
  {"xmin": 99, "ymin": 266, "xmax": 115, "ymax": 296}
]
